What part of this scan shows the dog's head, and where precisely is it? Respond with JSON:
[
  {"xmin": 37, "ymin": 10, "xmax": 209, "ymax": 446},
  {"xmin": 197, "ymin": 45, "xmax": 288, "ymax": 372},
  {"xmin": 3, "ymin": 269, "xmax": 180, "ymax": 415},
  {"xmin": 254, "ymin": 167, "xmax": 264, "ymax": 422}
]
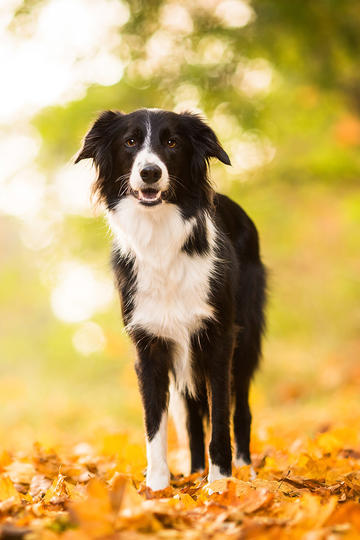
[{"xmin": 75, "ymin": 108, "xmax": 230, "ymax": 214}]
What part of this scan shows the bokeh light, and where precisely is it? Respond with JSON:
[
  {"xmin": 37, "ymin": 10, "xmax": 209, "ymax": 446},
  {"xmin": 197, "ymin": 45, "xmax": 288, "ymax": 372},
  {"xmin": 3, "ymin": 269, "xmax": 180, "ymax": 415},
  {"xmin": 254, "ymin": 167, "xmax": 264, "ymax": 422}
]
[
  {"xmin": 51, "ymin": 261, "xmax": 114, "ymax": 323},
  {"xmin": 73, "ymin": 321, "xmax": 106, "ymax": 356},
  {"xmin": 0, "ymin": 0, "xmax": 128, "ymax": 122},
  {"xmin": 215, "ymin": 0, "xmax": 255, "ymax": 28}
]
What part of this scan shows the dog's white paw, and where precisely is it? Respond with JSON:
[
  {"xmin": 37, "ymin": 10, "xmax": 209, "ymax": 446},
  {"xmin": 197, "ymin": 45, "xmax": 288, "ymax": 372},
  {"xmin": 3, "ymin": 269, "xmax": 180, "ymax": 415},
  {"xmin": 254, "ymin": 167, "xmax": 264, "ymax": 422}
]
[
  {"xmin": 234, "ymin": 456, "xmax": 256, "ymax": 479},
  {"xmin": 234, "ymin": 456, "xmax": 249, "ymax": 468},
  {"xmin": 208, "ymin": 462, "xmax": 228, "ymax": 483},
  {"xmin": 205, "ymin": 463, "xmax": 231, "ymax": 495},
  {"xmin": 146, "ymin": 466, "xmax": 170, "ymax": 491}
]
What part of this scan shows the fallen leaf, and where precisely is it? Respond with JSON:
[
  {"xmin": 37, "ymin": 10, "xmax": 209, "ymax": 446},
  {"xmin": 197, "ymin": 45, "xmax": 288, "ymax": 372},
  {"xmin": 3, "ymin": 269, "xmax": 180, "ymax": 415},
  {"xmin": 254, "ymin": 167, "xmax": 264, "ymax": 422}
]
[{"xmin": 0, "ymin": 475, "xmax": 21, "ymax": 502}]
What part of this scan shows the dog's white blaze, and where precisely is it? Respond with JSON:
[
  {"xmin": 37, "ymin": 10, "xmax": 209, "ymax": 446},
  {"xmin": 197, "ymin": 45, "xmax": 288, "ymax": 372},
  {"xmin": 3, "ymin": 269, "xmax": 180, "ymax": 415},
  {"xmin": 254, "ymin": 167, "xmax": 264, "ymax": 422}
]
[
  {"xmin": 146, "ymin": 411, "xmax": 170, "ymax": 491},
  {"xmin": 129, "ymin": 117, "xmax": 169, "ymax": 192},
  {"xmin": 108, "ymin": 197, "xmax": 217, "ymax": 397}
]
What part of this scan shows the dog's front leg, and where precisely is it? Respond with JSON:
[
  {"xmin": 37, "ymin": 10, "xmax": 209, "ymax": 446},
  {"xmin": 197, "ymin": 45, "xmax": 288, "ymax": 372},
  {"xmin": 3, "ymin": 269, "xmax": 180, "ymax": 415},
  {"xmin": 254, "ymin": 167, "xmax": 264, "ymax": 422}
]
[{"xmin": 134, "ymin": 336, "xmax": 171, "ymax": 491}]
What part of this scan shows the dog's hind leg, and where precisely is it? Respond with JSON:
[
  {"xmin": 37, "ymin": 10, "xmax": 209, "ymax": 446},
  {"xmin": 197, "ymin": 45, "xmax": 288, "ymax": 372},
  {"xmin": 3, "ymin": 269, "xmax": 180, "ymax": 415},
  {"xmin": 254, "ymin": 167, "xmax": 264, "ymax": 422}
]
[
  {"xmin": 232, "ymin": 364, "xmax": 252, "ymax": 466},
  {"xmin": 232, "ymin": 262, "xmax": 266, "ymax": 468},
  {"xmin": 185, "ymin": 391, "xmax": 207, "ymax": 473},
  {"xmin": 204, "ymin": 330, "xmax": 234, "ymax": 482}
]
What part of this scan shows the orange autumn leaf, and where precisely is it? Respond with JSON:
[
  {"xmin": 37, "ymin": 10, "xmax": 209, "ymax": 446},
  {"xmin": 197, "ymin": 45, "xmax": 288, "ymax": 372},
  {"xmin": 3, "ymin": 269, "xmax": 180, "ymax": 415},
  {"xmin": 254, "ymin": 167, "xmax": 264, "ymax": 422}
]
[
  {"xmin": 326, "ymin": 501, "xmax": 360, "ymax": 531},
  {"xmin": 0, "ymin": 417, "xmax": 359, "ymax": 537},
  {"xmin": 0, "ymin": 451, "xmax": 12, "ymax": 472},
  {"xmin": 69, "ymin": 478, "xmax": 114, "ymax": 538}
]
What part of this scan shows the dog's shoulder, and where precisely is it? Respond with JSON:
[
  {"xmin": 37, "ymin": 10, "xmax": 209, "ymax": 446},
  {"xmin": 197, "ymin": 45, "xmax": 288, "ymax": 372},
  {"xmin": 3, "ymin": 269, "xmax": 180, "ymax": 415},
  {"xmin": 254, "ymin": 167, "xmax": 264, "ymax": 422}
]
[{"xmin": 214, "ymin": 192, "xmax": 262, "ymax": 262}]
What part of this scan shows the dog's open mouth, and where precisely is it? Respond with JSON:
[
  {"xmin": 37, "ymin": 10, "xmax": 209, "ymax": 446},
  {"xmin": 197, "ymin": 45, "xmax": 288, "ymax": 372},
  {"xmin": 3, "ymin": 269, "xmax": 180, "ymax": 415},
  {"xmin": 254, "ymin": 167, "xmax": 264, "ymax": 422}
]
[{"xmin": 131, "ymin": 188, "xmax": 163, "ymax": 206}]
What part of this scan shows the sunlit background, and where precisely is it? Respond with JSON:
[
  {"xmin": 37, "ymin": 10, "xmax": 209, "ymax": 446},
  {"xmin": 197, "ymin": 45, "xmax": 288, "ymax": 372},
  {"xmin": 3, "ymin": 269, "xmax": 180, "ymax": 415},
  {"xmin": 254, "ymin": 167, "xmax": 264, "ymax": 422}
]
[{"xmin": 1, "ymin": 0, "xmax": 359, "ymax": 451}]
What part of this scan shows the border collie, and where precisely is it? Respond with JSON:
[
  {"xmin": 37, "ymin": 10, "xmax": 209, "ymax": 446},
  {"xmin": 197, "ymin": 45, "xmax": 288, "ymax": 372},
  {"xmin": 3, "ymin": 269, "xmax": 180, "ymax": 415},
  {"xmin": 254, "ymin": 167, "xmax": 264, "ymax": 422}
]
[{"xmin": 75, "ymin": 109, "xmax": 266, "ymax": 491}]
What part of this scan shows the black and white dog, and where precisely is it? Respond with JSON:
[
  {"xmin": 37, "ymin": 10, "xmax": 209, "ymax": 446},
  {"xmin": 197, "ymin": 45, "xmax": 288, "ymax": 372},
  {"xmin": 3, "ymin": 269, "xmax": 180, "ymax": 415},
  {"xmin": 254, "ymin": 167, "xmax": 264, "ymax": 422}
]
[{"xmin": 76, "ymin": 108, "xmax": 266, "ymax": 490}]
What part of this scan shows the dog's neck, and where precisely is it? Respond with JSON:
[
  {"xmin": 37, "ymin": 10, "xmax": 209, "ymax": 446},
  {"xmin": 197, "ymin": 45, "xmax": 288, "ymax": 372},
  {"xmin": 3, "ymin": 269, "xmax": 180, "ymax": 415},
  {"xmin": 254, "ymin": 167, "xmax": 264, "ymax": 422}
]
[{"xmin": 107, "ymin": 197, "xmax": 204, "ymax": 264}]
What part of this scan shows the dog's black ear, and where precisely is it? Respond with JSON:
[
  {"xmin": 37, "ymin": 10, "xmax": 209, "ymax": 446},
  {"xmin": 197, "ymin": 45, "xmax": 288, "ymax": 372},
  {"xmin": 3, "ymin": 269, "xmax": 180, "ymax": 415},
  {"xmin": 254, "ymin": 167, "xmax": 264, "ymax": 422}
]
[
  {"xmin": 75, "ymin": 110, "xmax": 124, "ymax": 172},
  {"xmin": 75, "ymin": 110, "xmax": 125, "ymax": 204},
  {"xmin": 181, "ymin": 112, "xmax": 231, "ymax": 166}
]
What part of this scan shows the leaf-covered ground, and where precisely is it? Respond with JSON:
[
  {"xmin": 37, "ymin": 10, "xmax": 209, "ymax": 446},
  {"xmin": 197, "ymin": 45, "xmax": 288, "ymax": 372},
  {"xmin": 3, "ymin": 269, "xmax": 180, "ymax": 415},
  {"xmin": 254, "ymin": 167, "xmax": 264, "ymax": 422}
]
[{"xmin": 1, "ymin": 403, "xmax": 360, "ymax": 540}]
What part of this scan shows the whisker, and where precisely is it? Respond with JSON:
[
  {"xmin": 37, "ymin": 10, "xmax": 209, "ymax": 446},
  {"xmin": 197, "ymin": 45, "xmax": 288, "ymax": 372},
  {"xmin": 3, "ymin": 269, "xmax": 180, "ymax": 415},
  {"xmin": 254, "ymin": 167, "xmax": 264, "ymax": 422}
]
[
  {"xmin": 118, "ymin": 183, "xmax": 130, "ymax": 198},
  {"xmin": 114, "ymin": 173, "xmax": 131, "ymax": 198},
  {"xmin": 115, "ymin": 173, "xmax": 131, "ymax": 183},
  {"xmin": 168, "ymin": 175, "xmax": 192, "ymax": 194}
]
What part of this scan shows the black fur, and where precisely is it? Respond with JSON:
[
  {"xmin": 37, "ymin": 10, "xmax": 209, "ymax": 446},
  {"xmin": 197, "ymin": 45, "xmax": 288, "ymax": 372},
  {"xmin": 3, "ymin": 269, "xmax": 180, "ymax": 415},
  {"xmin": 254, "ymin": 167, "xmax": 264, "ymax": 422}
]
[
  {"xmin": 181, "ymin": 212, "xmax": 209, "ymax": 256},
  {"xmin": 133, "ymin": 331, "xmax": 173, "ymax": 441},
  {"xmin": 111, "ymin": 249, "xmax": 136, "ymax": 327},
  {"xmin": 76, "ymin": 108, "xmax": 266, "ymax": 481}
]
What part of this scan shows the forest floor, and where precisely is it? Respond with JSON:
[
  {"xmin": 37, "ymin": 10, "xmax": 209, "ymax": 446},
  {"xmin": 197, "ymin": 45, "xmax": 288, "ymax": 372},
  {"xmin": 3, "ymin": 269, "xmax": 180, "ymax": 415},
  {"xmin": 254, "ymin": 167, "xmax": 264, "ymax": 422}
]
[{"xmin": 0, "ymin": 377, "xmax": 360, "ymax": 540}]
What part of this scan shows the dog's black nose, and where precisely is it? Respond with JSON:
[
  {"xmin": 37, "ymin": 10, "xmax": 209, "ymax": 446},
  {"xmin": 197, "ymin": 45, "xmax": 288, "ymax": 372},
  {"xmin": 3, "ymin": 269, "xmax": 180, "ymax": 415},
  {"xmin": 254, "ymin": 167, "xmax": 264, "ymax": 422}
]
[{"xmin": 140, "ymin": 164, "xmax": 162, "ymax": 184}]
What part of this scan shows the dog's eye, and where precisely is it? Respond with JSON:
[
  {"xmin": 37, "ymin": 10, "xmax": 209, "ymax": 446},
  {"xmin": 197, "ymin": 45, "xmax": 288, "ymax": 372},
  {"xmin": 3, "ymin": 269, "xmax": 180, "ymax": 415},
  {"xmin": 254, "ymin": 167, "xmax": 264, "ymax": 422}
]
[
  {"xmin": 125, "ymin": 138, "xmax": 137, "ymax": 147},
  {"xmin": 167, "ymin": 138, "xmax": 176, "ymax": 148}
]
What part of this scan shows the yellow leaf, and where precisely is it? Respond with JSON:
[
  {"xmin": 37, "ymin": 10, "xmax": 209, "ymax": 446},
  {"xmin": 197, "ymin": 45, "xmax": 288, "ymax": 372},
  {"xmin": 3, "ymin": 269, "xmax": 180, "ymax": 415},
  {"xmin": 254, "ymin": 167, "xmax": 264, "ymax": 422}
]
[
  {"xmin": 43, "ymin": 473, "xmax": 69, "ymax": 503},
  {"xmin": 0, "ymin": 451, "xmax": 11, "ymax": 470},
  {"xmin": 174, "ymin": 493, "xmax": 197, "ymax": 509},
  {"xmin": 0, "ymin": 475, "xmax": 21, "ymax": 502}
]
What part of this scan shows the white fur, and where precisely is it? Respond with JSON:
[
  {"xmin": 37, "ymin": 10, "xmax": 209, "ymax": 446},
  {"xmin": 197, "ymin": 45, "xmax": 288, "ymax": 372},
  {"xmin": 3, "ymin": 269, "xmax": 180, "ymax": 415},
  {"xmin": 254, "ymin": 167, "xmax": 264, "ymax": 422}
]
[
  {"xmin": 108, "ymin": 197, "xmax": 217, "ymax": 397},
  {"xmin": 234, "ymin": 456, "xmax": 248, "ymax": 468},
  {"xmin": 129, "ymin": 118, "xmax": 169, "ymax": 192},
  {"xmin": 208, "ymin": 461, "xmax": 227, "ymax": 483},
  {"xmin": 234, "ymin": 456, "xmax": 256, "ymax": 479},
  {"xmin": 146, "ymin": 411, "xmax": 170, "ymax": 491},
  {"xmin": 169, "ymin": 378, "xmax": 188, "ymax": 446}
]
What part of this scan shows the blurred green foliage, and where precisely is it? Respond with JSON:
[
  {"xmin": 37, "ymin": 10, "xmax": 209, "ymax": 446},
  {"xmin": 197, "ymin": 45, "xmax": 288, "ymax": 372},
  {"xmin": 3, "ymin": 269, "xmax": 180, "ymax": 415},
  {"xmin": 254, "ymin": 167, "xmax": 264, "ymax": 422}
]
[
  {"xmin": 0, "ymin": 0, "xmax": 359, "ymax": 446},
  {"xmin": 35, "ymin": 0, "xmax": 360, "ymax": 183}
]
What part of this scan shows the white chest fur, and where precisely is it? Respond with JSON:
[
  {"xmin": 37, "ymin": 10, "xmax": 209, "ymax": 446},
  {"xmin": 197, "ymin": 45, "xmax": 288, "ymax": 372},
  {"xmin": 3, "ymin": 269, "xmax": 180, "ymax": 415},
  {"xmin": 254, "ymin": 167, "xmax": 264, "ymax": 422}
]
[{"xmin": 107, "ymin": 198, "xmax": 217, "ymax": 395}]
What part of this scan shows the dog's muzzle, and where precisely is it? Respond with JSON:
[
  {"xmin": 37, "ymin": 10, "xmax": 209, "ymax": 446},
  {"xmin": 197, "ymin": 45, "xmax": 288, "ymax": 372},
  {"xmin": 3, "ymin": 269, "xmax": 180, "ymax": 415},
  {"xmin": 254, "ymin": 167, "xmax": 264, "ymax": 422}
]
[{"xmin": 129, "ymin": 159, "xmax": 168, "ymax": 206}]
